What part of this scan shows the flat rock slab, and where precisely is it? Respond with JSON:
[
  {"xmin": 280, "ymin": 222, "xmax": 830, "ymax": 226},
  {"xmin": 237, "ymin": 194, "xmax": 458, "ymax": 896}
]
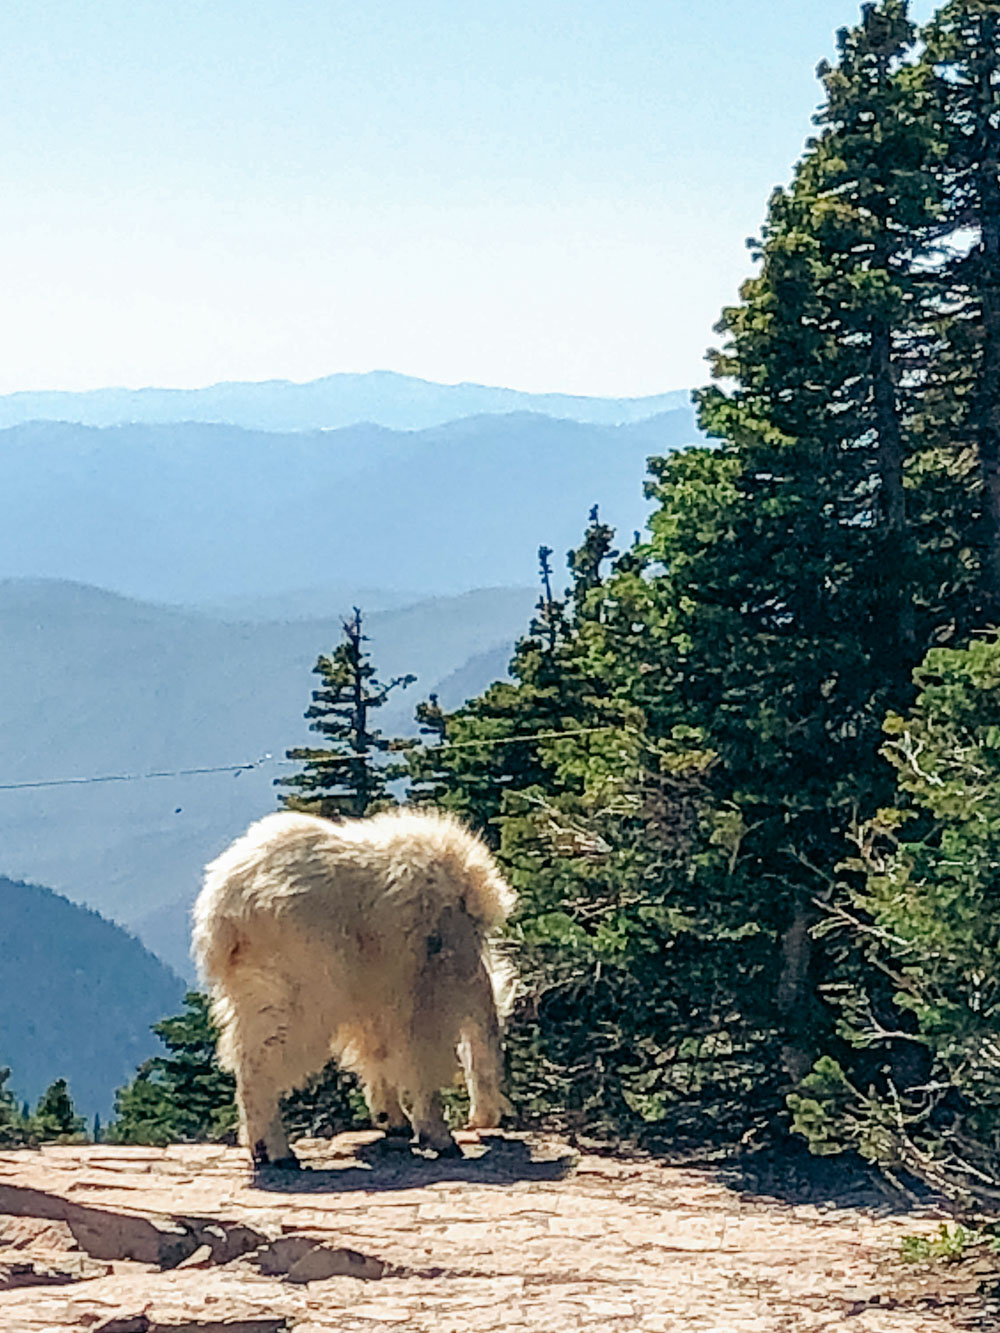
[
  {"xmin": 94, "ymin": 1318, "xmax": 289, "ymax": 1333},
  {"xmin": 0, "ymin": 1134, "xmax": 991, "ymax": 1330}
]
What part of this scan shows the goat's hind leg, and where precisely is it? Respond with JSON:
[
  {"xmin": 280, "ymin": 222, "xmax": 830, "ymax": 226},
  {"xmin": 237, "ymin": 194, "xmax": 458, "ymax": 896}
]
[
  {"xmin": 365, "ymin": 1074, "xmax": 411, "ymax": 1142},
  {"xmin": 235, "ymin": 1056, "xmax": 298, "ymax": 1170},
  {"xmin": 401, "ymin": 1085, "xmax": 461, "ymax": 1158},
  {"xmin": 227, "ymin": 991, "xmax": 304, "ymax": 1170},
  {"xmin": 459, "ymin": 964, "xmax": 511, "ymax": 1131}
]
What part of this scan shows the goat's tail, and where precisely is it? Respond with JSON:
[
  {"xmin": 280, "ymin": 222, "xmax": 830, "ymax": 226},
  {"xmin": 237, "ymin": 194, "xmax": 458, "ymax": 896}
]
[{"xmin": 191, "ymin": 891, "xmax": 243, "ymax": 988}]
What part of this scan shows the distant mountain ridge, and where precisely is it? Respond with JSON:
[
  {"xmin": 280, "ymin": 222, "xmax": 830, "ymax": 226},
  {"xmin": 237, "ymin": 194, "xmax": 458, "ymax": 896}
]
[
  {"xmin": 0, "ymin": 875, "xmax": 185, "ymax": 1118},
  {"xmin": 0, "ymin": 370, "xmax": 692, "ymax": 432},
  {"xmin": 0, "ymin": 411, "xmax": 696, "ymax": 602}
]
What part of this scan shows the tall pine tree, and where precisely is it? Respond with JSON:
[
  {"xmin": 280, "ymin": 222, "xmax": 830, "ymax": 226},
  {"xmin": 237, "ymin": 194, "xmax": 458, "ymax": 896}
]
[{"xmin": 278, "ymin": 608, "xmax": 414, "ymax": 819}]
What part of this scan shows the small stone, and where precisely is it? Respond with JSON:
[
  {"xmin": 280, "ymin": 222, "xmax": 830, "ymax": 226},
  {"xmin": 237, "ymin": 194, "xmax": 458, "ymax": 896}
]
[
  {"xmin": 174, "ymin": 1243, "xmax": 215, "ymax": 1269},
  {"xmin": 247, "ymin": 1233, "xmax": 385, "ymax": 1283},
  {"xmin": 286, "ymin": 1245, "xmax": 385, "ymax": 1283}
]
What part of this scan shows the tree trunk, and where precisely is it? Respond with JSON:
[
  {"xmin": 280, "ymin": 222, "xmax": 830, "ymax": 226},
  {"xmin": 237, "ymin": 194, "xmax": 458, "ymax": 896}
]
[
  {"xmin": 975, "ymin": 21, "xmax": 1000, "ymax": 622},
  {"xmin": 776, "ymin": 898, "xmax": 819, "ymax": 1085},
  {"xmin": 347, "ymin": 608, "xmax": 370, "ymax": 817},
  {"xmin": 871, "ymin": 316, "xmax": 915, "ymax": 647}
]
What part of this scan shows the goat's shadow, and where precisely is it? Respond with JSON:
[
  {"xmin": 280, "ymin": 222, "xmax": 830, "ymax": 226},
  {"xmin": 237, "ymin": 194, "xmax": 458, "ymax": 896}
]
[{"xmin": 251, "ymin": 1133, "xmax": 577, "ymax": 1195}]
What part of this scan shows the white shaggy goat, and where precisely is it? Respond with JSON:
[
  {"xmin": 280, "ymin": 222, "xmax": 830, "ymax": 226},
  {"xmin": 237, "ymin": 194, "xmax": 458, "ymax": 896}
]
[{"xmin": 193, "ymin": 807, "xmax": 516, "ymax": 1167}]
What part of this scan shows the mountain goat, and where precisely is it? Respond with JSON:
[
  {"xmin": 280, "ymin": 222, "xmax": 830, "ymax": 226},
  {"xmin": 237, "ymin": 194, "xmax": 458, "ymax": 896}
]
[{"xmin": 193, "ymin": 807, "xmax": 516, "ymax": 1167}]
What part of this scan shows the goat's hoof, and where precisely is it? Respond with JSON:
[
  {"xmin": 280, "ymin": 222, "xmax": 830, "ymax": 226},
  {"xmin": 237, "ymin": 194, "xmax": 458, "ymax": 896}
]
[
  {"xmin": 381, "ymin": 1127, "xmax": 413, "ymax": 1152},
  {"xmin": 252, "ymin": 1143, "xmax": 301, "ymax": 1173},
  {"xmin": 414, "ymin": 1131, "xmax": 462, "ymax": 1159},
  {"xmin": 382, "ymin": 1123, "xmax": 412, "ymax": 1140}
]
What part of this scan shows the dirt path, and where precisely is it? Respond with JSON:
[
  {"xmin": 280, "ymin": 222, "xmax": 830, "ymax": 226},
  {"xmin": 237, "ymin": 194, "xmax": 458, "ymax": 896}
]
[{"xmin": 0, "ymin": 1134, "xmax": 994, "ymax": 1331}]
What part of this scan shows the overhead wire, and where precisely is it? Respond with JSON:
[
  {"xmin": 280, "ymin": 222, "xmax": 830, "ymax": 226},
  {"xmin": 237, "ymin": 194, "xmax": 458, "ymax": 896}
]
[{"xmin": 0, "ymin": 725, "xmax": 624, "ymax": 793}]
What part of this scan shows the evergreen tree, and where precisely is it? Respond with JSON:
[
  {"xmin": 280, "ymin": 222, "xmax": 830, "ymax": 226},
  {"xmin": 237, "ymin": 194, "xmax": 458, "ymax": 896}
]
[
  {"xmin": 404, "ymin": 512, "xmax": 619, "ymax": 840},
  {"xmin": 0, "ymin": 1067, "xmax": 34, "ymax": 1148},
  {"xmin": 566, "ymin": 507, "xmax": 618, "ymax": 613},
  {"xmin": 535, "ymin": 544, "xmax": 560, "ymax": 651},
  {"xmin": 790, "ymin": 637, "xmax": 1000, "ymax": 1208},
  {"xmin": 278, "ymin": 608, "xmax": 415, "ymax": 819},
  {"xmin": 809, "ymin": 0, "xmax": 949, "ymax": 647},
  {"xmin": 404, "ymin": 512, "xmax": 692, "ymax": 1132},
  {"xmin": 405, "ymin": 693, "xmax": 450, "ymax": 805},
  {"xmin": 111, "ymin": 992, "xmax": 237, "ymax": 1146},
  {"xmin": 777, "ymin": 0, "xmax": 1000, "ymax": 1198},
  {"xmin": 33, "ymin": 1078, "xmax": 85, "ymax": 1142}
]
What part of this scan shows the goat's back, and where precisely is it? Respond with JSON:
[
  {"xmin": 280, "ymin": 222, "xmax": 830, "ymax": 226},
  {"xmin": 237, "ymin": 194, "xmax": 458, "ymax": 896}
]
[{"xmin": 192, "ymin": 807, "xmax": 514, "ymax": 987}]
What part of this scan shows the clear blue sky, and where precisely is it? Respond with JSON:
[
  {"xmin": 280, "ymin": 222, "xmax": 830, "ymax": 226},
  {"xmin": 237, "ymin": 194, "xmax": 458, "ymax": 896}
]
[{"xmin": 0, "ymin": 0, "xmax": 938, "ymax": 397}]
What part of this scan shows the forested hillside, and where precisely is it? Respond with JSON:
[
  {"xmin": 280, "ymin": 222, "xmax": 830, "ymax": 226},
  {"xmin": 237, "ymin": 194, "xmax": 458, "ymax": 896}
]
[{"xmin": 0, "ymin": 877, "xmax": 184, "ymax": 1118}]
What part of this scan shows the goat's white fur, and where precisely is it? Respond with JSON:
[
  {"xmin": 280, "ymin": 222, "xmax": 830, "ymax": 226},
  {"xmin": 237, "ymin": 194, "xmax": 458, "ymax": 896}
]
[{"xmin": 193, "ymin": 807, "xmax": 516, "ymax": 1165}]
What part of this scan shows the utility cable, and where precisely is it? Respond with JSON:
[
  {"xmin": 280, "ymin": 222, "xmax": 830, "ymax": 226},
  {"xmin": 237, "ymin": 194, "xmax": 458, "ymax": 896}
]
[{"xmin": 0, "ymin": 726, "xmax": 623, "ymax": 793}]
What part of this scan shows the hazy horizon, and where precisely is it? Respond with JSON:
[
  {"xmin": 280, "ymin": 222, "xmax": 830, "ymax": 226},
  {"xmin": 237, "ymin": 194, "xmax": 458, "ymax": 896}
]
[
  {"xmin": 0, "ymin": 366, "xmax": 690, "ymax": 400},
  {"xmin": 0, "ymin": 1, "xmax": 938, "ymax": 400}
]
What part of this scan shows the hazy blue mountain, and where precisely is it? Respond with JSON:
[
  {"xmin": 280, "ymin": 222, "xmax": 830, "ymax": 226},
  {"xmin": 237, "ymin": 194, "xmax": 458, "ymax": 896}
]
[
  {"xmin": 0, "ymin": 370, "xmax": 692, "ymax": 432},
  {"xmin": 0, "ymin": 580, "xmax": 536, "ymax": 976},
  {"xmin": 197, "ymin": 585, "xmax": 423, "ymax": 622},
  {"xmin": 0, "ymin": 875, "xmax": 185, "ymax": 1119},
  {"xmin": 0, "ymin": 411, "xmax": 695, "ymax": 603},
  {"xmin": 428, "ymin": 644, "xmax": 515, "ymax": 712}
]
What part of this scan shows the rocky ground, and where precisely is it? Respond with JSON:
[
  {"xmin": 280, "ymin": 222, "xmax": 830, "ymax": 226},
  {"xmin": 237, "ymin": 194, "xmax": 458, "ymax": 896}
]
[{"xmin": 0, "ymin": 1132, "xmax": 997, "ymax": 1332}]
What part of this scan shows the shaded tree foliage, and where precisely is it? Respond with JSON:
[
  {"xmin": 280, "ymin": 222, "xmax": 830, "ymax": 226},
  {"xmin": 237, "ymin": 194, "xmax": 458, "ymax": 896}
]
[
  {"xmin": 0, "ymin": 1066, "xmax": 35, "ymax": 1148},
  {"xmin": 791, "ymin": 638, "xmax": 1000, "ymax": 1208},
  {"xmin": 110, "ymin": 992, "xmax": 237, "ymax": 1146}
]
